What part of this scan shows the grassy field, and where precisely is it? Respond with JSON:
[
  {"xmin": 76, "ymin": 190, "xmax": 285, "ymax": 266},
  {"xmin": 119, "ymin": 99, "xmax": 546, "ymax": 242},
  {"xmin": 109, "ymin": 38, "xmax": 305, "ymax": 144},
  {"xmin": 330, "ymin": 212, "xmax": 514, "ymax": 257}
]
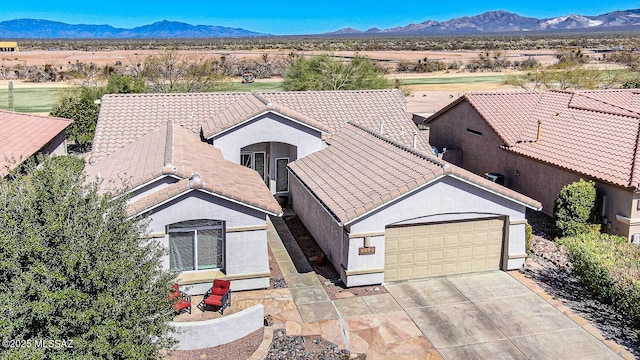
[
  {"xmin": 0, "ymin": 87, "xmax": 62, "ymax": 114},
  {"xmin": 398, "ymin": 74, "xmax": 509, "ymax": 86},
  {"xmin": 226, "ymin": 81, "xmax": 284, "ymax": 92}
]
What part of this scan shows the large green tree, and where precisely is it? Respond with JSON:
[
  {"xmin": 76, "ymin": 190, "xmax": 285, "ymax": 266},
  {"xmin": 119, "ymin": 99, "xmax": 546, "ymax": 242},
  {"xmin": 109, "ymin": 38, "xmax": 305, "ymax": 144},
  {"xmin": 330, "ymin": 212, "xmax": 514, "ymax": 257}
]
[
  {"xmin": 49, "ymin": 87, "xmax": 101, "ymax": 152},
  {"xmin": 283, "ymin": 54, "xmax": 390, "ymax": 91},
  {"xmin": 0, "ymin": 156, "xmax": 177, "ymax": 359},
  {"xmin": 50, "ymin": 75, "xmax": 146, "ymax": 152}
]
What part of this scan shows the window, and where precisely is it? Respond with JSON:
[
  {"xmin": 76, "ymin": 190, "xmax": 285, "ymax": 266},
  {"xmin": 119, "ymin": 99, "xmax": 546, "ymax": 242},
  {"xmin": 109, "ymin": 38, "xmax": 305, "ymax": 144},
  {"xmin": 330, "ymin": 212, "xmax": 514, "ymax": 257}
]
[
  {"xmin": 276, "ymin": 158, "xmax": 289, "ymax": 192},
  {"xmin": 254, "ymin": 152, "xmax": 266, "ymax": 184},
  {"xmin": 240, "ymin": 153, "xmax": 252, "ymax": 168},
  {"xmin": 240, "ymin": 152, "xmax": 267, "ymax": 184},
  {"xmin": 168, "ymin": 219, "xmax": 224, "ymax": 271},
  {"xmin": 466, "ymin": 128, "xmax": 483, "ymax": 136}
]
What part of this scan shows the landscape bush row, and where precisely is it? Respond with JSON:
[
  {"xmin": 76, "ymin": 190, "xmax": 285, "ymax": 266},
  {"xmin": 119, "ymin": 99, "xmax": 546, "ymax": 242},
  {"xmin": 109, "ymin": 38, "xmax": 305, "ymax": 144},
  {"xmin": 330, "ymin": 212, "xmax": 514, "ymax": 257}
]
[
  {"xmin": 551, "ymin": 179, "xmax": 640, "ymax": 328},
  {"xmin": 560, "ymin": 232, "xmax": 640, "ymax": 328}
]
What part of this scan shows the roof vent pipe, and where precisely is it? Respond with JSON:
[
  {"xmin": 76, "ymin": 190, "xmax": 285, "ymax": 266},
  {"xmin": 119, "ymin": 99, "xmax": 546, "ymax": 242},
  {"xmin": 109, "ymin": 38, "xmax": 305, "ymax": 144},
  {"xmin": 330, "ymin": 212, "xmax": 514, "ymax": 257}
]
[
  {"xmin": 536, "ymin": 120, "xmax": 542, "ymax": 143},
  {"xmin": 413, "ymin": 130, "xmax": 418, "ymax": 149},
  {"xmin": 380, "ymin": 120, "xmax": 385, "ymax": 135},
  {"xmin": 189, "ymin": 173, "xmax": 204, "ymax": 188}
]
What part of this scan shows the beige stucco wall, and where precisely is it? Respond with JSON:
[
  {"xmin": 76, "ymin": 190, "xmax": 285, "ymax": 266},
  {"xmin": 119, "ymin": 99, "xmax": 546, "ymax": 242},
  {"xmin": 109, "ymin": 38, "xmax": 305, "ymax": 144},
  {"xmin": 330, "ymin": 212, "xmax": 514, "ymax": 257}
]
[
  {"xmin": 428, "ymin": 100, "xmax": 636, "ymax": 240},
  {"xmin": 141, "ymin": 191, "xmax": 271, "ymax": 292},
  {"xmin": 289, "ymin": 172, "xmax": 347, "ymax": 269},
  {"xmin": 290, "ymin": 169, "xmax": 530, "ymax": 287}
]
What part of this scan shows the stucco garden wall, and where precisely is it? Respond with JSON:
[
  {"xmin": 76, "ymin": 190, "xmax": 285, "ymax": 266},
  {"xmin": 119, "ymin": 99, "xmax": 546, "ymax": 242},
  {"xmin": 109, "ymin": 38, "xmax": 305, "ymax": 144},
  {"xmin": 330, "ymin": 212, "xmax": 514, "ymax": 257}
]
[{"xmin": 170, "ymin": 304, "xmax": 264, "ymax": 350}]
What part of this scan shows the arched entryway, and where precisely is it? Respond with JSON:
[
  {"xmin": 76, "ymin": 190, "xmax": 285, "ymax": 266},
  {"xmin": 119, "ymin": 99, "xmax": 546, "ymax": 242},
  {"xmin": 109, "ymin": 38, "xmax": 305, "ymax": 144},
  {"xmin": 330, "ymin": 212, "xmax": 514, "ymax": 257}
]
[{"xmin": 240, "ymin": 142, "xmax": 297, "ymax": 195}]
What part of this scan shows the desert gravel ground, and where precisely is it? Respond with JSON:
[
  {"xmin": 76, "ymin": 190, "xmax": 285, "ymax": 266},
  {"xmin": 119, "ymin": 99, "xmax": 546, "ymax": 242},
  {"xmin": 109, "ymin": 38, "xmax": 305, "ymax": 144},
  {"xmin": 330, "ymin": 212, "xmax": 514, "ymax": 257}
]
[{"xmin": 524, "ymin": 210, "xmax": 639, "ymax": 358}]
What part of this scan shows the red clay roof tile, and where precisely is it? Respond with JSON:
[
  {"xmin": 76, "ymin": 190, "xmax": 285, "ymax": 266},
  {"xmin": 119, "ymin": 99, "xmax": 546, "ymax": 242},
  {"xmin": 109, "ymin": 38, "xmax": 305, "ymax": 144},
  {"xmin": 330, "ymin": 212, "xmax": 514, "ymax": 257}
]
[
  {"xmin": 449, "ymin": 89, "xmax": 640, "ymax": 188},
  {"xmin": 0, "ymin": 110, "xmax": 71, "ymax": 177}
]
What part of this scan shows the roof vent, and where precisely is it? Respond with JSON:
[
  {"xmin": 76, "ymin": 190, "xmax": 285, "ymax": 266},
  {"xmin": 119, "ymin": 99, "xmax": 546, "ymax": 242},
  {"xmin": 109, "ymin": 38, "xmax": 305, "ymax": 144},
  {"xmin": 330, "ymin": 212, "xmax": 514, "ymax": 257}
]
[
  {"xmin": 162, "ymin": 162, "xmax": 177, "ymax": 174},
  {"xmin": 536, "ymin": 120, "xmax": 542, "ymax": 143},
  {"xmin": 189, "ymin": 173, "xmax": 205, "ymax": 189}
]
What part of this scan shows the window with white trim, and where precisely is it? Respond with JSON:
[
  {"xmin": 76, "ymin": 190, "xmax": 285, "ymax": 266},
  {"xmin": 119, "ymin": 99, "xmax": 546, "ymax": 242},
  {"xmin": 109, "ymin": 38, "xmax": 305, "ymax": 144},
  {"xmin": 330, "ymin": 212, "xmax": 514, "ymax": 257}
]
[
  {"xmin": 240, "ymin": 152, "xmax": 267, "ymax": 185},
  {"xmin": 168, "ymin": 219, "xmax": 224, "ymax": 271},
  {"xmin": 240, "ymin": 153, "xmax": 252, "ymax": 168},
  {"xmin": 276, "ymin": 158, "xmax": 289, "ymax": 192}
]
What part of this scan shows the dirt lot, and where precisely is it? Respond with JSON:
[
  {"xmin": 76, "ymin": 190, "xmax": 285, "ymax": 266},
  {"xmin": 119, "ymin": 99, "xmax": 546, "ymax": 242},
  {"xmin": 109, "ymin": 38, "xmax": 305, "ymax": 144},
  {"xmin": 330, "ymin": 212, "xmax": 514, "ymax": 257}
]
[{"xmin": 0, "ymin": 48, "xmax": 571, "ymax": 68}]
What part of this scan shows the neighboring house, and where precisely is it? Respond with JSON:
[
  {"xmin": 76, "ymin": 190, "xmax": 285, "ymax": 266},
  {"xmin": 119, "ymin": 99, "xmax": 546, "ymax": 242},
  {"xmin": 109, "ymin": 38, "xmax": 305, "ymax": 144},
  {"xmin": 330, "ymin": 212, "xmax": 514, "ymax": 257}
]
[
  {"xmin": 87, "ymin": 89, "xmax": 539, "ymax": 291},
  {"xmin": 425, "ymin": 89, "xmax": 640, "ymax": 241},
  {"xmin": 0, "ymin": 42, "xmax": 19, "ymax": 52},
  {"xmin": 0, "ymin": 110, "xmax": 71, "ymax": 177},
  {"xmin": 288, "ymin": 122, "xmax": 540, "ymax": 287}
]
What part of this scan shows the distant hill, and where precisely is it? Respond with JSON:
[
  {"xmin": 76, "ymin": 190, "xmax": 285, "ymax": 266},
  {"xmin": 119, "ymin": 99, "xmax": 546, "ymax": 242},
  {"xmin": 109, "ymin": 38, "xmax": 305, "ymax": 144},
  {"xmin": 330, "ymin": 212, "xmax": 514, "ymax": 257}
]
[
  {"xmin": 0, "ymin": 19, "xmax": 265, "ymax": 38},
  {"xmin": 2, "ymin": 9, "xmax": 640, "ymax": 39},
  {"xmin": 328, "ymin": 9, "xmax": 640, "ymax": 35}
]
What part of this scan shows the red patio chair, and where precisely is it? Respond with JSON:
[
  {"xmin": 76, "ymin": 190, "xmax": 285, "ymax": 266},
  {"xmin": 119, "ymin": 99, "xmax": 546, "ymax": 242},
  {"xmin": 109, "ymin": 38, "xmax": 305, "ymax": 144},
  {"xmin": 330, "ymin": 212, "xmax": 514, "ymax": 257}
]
[
  {"xmin": 169, "ymin": 283, "xmax": 192, "ymax": 314},
  {"xmin": 197, "ymin": 279, "xmax": 231, "ymax": 314}
]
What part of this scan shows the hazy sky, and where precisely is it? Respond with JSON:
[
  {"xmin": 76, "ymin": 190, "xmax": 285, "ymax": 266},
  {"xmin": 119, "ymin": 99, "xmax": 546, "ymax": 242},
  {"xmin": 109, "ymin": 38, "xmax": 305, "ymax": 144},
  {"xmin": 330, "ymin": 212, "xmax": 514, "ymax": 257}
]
[{"xmin": 1, "ymin": 1, "xmax": 638, "ymax": 35}]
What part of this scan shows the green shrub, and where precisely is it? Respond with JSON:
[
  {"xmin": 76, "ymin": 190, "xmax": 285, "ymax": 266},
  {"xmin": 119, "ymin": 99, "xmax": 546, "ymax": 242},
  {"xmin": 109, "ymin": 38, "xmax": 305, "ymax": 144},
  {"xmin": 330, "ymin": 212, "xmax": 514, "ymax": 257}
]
[
  {"xmin": 553, "ymin": 179, "xmax": 598, "ymax": 237},
  {"xmin": 560, "ymin": 233, "xmax": 640, "ymax": 327},
  {"xmin": 525, "ymin": 222, "xmax": 533, "ymax": 255}
]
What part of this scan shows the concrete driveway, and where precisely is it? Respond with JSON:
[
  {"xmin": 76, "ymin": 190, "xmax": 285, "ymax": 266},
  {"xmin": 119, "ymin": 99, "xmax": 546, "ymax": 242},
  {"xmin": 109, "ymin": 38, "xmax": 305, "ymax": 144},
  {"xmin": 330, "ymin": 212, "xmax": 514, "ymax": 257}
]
[{"xmin": 385, "ymin": 271, "xmax": 621, "ymax": 359}]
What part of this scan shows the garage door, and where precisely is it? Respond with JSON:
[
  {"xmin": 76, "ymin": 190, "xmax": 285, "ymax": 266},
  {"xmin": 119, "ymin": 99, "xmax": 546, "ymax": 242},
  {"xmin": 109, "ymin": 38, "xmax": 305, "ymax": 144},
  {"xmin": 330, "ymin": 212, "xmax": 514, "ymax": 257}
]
[{"xmin": 384, "ymin": 218, "xmax": 504, "ymax": 282}]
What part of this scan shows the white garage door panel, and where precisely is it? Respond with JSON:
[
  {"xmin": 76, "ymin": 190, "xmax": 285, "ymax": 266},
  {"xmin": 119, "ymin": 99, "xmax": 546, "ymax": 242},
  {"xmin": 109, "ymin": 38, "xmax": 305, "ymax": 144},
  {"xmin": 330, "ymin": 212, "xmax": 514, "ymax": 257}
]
[{"xmin": 384, "ymin": 218, "xmax": 504, "ymax": 282}]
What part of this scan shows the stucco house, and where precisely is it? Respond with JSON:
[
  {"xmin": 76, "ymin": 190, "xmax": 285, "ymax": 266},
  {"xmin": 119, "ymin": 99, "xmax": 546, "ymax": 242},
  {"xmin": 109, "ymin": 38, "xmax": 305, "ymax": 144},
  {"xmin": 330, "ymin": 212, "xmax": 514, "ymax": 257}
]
[
  {"xmin": 85, "ymin": 120, "xmax": 281, "ymax": 292},
  {"xmin": 289, "ymin": 121, "xmax": 540, "ymax": 286},
  {"xmin": 0, "ymin": 110, "xmax": 71, "ymax": 177},
  {"xmin": 425, "ymin": 89, "xmax": 640, "ymax": 241},
  {"xmin": 87, "ymin": 89, "xmax": 540, "ymax": 291}
]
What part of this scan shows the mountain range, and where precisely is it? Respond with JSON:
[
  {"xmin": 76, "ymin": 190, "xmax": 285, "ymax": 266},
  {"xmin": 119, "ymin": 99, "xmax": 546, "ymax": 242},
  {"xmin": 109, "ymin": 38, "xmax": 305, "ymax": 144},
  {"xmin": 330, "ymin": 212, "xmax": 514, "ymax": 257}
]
[
  {"xmin": 0, "ymin": 19, "xmax": 264, "ymax": 38},
  {"xmin": 1, "ymin": 9, "xmax": 639, "ymax": 39},
  {"xmin": 329, "ymin": 9, "xmax": 640, "ymax": 35}
]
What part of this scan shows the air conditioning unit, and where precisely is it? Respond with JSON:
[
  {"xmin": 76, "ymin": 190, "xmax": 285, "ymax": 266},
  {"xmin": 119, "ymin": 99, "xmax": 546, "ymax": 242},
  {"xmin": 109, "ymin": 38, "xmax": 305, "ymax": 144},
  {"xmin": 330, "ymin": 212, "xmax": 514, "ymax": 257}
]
[{"xmin": 485, "ymin": 172, "xmax": 505, "ymax": 186}]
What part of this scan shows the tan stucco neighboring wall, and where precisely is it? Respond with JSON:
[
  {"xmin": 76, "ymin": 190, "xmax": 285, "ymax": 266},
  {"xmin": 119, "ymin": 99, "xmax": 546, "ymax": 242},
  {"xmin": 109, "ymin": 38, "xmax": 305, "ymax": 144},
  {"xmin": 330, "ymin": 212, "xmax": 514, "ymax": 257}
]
[{"xmin": 428, "ymin": 100, "xmax": 637, "ymax": 240}]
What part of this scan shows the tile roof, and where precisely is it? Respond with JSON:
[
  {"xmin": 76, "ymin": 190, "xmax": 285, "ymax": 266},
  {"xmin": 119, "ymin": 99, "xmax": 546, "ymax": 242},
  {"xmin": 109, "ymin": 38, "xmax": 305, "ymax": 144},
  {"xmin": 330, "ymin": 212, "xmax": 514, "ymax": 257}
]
[
  {"xmin": 85, "ymin": 121, "xmax": 282, "ymax": 216},
  {"xmin": 0, "ymin": 110, "xmax": 71, "ymax": 177},
  {"xmin": 91, "ymin": 89, "xmax": 429, "ymax": 162},
  {"xmin": 258, "ymin": 90, "xmax": 430, "ymax": 149},
  {"xmin": 432, "ymin": 89, "xmax": 640, "ymax": 188},
  {"xmin": 289, "ymin": 122, "xmax": 540, "ymax": 224},
  {"xmin": 201, "ymin": 92, "xmax": 331, "ymax": 138},
  {"xmin": 91, "ymin": 92, "xmax": 250, "ymax": 162}
]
